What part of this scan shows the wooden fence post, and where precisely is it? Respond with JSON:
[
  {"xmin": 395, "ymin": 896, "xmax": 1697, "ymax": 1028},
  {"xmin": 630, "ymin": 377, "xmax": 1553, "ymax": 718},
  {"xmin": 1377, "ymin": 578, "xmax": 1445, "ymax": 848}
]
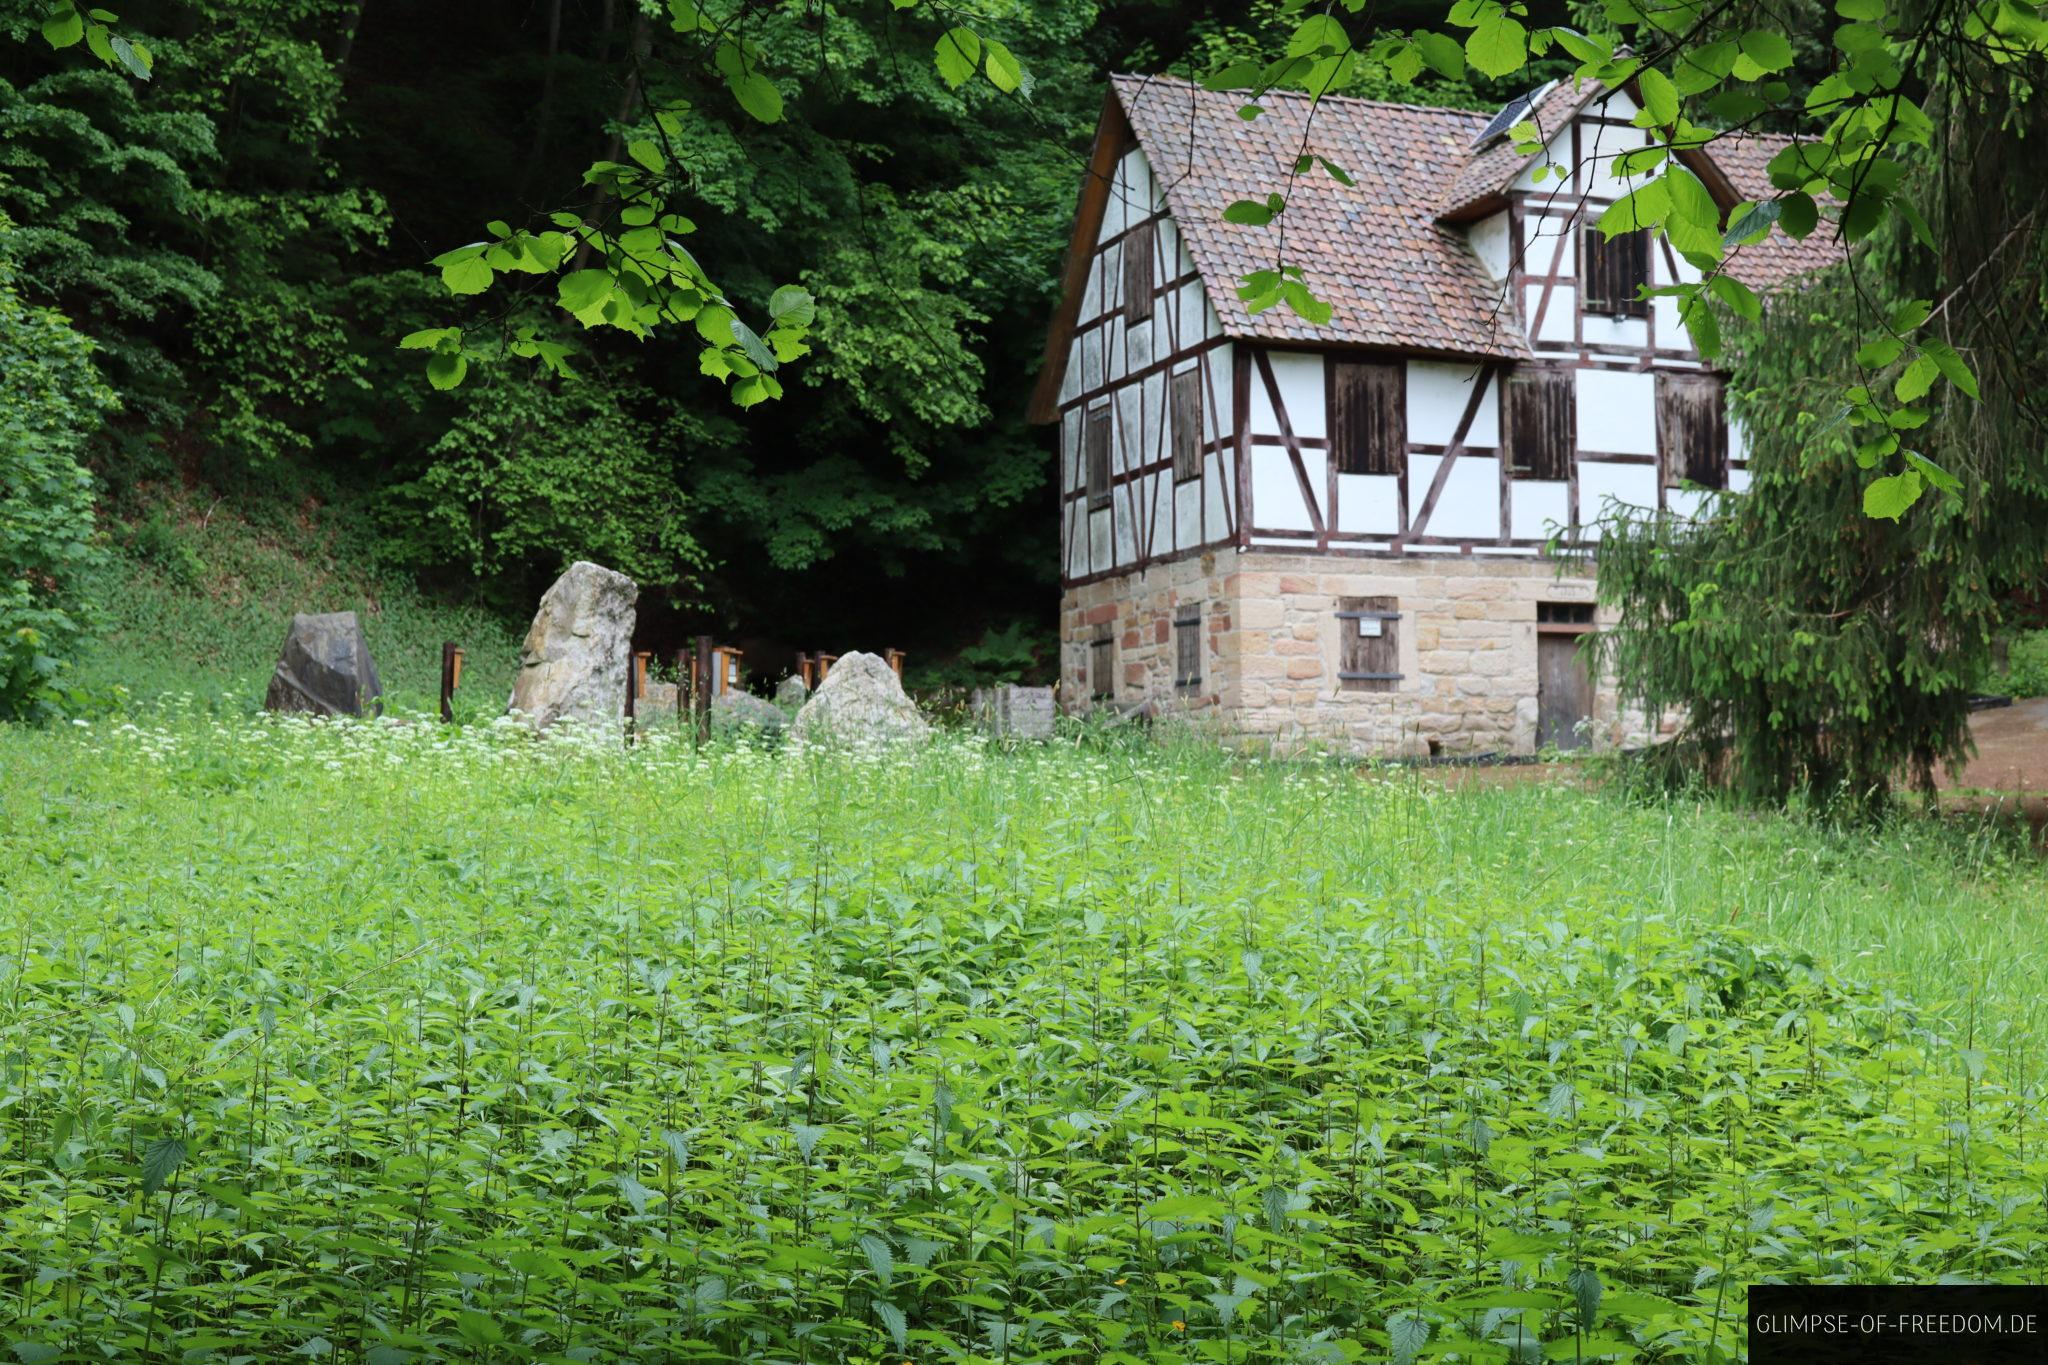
[
  {"xmin": 624, "ymin": 645, "xmax": 639, "ymax": 744},
  {"xmin": 693, "ymin": 634, "xmax": 714, "ymax": 745},
  {"xmin": 439, "ymin": 641, "xmax": 462, "ymax": 723}
]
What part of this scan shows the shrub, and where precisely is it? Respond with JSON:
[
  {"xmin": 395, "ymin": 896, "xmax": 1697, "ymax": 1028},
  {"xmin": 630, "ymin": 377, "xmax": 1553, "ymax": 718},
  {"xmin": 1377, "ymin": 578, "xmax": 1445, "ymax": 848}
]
[
  {"xmin": 1999, "ymin": 629, "xmax": 2048, "ymax": 697},
  {"xmin": 0, "ymin": 218, "xmax": 114, "ymax": 721}
]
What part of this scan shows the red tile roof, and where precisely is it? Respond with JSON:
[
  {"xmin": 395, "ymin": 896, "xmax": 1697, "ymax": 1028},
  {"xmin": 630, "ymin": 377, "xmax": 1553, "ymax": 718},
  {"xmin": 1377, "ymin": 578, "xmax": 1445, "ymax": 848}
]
[
  {"xmin": 1091, "ymin": 75, "xmax": 1844, "ymax": 369},
  {"xmin": 1113, "ymin": 74, "xmax": 1532, "ymax": 360}
]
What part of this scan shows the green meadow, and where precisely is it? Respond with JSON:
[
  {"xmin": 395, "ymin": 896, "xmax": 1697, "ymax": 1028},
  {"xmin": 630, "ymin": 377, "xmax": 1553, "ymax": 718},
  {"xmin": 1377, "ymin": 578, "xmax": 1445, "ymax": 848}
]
[{"xmin": 0, "ymin": 717, "xmax": 2042, "ymax": 1363}]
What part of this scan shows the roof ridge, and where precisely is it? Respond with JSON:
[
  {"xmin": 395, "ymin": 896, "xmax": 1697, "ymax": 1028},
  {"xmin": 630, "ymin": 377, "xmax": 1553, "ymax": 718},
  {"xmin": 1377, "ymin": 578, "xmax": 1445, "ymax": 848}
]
[{"xmin": 1110, "ymin": 71, "xmax": 1488, "ymax": 120}]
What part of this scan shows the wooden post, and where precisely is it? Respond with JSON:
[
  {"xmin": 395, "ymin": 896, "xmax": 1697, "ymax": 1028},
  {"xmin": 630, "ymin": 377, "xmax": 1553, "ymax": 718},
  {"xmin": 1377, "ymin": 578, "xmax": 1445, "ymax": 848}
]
[
  {"xmin": 885, "ymin": 648, "xmax": 905, "ymax": 678},
  {"xmin": 624, "ymin": 645, "xmax": 639, "ymax": 744},
  {"xmin": 795, "ymin": 652, "xmax": 812, "ymax": 689},
  {"xmin": 692, "ymin": 634, "xmax": 713, "ymax": 744},
  {"xmin": 439, "ymin": 641, "xmax": 462, "ymax": 723},
  {"xmin": 673, "ymin": 649, "xmax": 688, "ymax": 728}
]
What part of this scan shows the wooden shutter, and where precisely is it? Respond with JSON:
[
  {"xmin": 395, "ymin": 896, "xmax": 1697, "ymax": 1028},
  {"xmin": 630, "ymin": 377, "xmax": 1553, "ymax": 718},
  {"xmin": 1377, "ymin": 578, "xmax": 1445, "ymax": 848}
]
[
  {"xmin": 1656, "ymin": 373, "xmax": 1728, "ymax": 489},
  {"xmin": 1329, "ymin": 359, "xmax": 1405, "ymax": 475},
  {"xmin": 1124, "ymin": 221, "xmax": 1154, "ymax": 323},
  {"xmin": 1170, "ymin": 368, "xmax": 1202, "ymax": 482},
  {"xmin": 1085, "ymin": 405, "xmax": 1112, "ymax": 508},
  {"xmin": 1582, "ymin": 228, "xmax": 1649, "ymax": 318},
  {"xmin": 1175, "ymin": 608, "xmax": 1201, "ymax": 689},
  {"xmin": 1090, "ymin": 635, "xmax": 1114, "ymax": 699},
  {"xmin": 1337, "ymin": 596, "xmax": 1400, "ymax": 692},
  {"xmin": 1504, "ymin": 368, "xmax": 1574, "ymax": 480}
]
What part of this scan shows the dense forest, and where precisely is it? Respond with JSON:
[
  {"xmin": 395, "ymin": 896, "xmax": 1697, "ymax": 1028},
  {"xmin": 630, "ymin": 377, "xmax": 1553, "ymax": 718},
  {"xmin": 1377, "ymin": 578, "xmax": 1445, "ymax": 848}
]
[{"xmin": 0, "ymin": 0, "xmax": 1569, "ymax": 693}]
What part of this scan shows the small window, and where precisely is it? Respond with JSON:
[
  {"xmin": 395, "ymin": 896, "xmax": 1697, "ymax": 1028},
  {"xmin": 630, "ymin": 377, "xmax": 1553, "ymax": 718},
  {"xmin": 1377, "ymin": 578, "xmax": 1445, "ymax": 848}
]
[
  {"xmin": 1090, "ymin": 634, "xmax": 1115, "ymax": 700},
  {"xmin": 1337, "ymin": 597, "xmax": 1400, "ymax": 692},
  {"xmin": 1124, "ymin": 220, "xmax": 1155, "ymax": 324},
  {"xmin": 1085, "ymin": 405, "xmax": 1112, "ymax": 509},
  {"xmin": 1329, "ymin": 359, "xmax": 1405, "ymax": 476},
  {"xmin": 1170, "ymin": 368, "xmax": 1202, "ymax": 483},
  {"xmin": 1175, "ymin": 608, "xmax": 1201, "ymax": 690},
  {"xmin": 1657, "ymin": 372, "xmax": 1728, "ymax": 490},
  {"xmin": 1583, "ymin": 227, "xmax": 1650, "ymax": 318},
  {"xmin": 1504, "ymin": 367, "xmax": 1574, "ymax": 481},
  {"xmin": 1537, "ymin": 601, "xmax": 1595, "ymax": 629}
]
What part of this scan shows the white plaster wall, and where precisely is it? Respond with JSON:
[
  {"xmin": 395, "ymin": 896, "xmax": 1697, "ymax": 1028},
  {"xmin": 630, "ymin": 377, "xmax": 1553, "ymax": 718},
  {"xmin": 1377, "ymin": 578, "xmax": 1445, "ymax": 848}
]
[
  {"xmin": 1470, "ymin": 210, "xmax": 1512, "ymax": 280},
  {"xmin": 1730, "ymin": 413, "xmax": 1749, "ymax": 463},
  {"xmin": 1251, "ymin": 448, "xmax": 1314, "ymax": 531},
  {"xmin": 1409, "ymin": 454, "xmax": 1501, "ymax": 538},
  {"xmin": 1125, "ymin": 316, "xmax": 1153, "ymax": 374},
  {"xmin": 1089, "ymin": 505, "xmax": 1111, "ymax": 573},
  {"xmin": 1577, "ymin": 461, "xmax": 1657, "ymax": 531},
  {"xmin": 1336, "ymin": 474, "xmax": 1400, "ymax": 534},
  {"xmin": 1061, "ymin": 409, "xmax": 1080, "ymax": 493},
  {"xmin": 1112, "ymin": 479, "xmax": 1136, "ymax": 563},
  {"xmin": 1523, "ymin": 210, "xmax": 1574, "ymax": 275},
  {"xmin": 1532, "ymin": 282, "xmax": 1577, "ymax": 344},
  {"xmin": 1174, "ymin": 479, "xmax": 1202, "ymax": 550},
  {"xmin": 1248, "ymin": 351, "xmax": 1326, "ymax": 440},
  {"xmin": 1080, "ymin": 330, "xmax": 1102, "ymax": 395},
  {"xmin": 1729, "ymin": 466, "xmax": 1752, "ymax": 494},
  {"xmin": 1576, "ymin": 368, "xmax": 1657, "ymax": 455},
  {"xmin": 1205, "ymin": 450, "xmax": 1231, "ymax": 539},
  {"xmin": 1582, "ymin": 314, "xmax": 1650, "ymax": 349},
  {"xmin": 1666, "ymin": 487, "xmax": 1706, "ymax": 519},
  {"xmin": 1408, "ymin": 361, "xmax": 1499, "ymax": 448},
  {"xmin": 1511, "ymin": 480, "xmax": 1570, "ymax": 539}
]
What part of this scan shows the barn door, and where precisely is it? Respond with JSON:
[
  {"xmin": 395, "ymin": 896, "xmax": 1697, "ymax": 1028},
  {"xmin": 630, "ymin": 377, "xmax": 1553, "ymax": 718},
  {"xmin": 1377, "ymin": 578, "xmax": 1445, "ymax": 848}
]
[
  {"xmin": 1537, "ymin": 636, "xmax": 1592, "ymax": 750},
  {"xmin": 1536, "ymin": 603, "xmax": 1595, "ymax": 750}
]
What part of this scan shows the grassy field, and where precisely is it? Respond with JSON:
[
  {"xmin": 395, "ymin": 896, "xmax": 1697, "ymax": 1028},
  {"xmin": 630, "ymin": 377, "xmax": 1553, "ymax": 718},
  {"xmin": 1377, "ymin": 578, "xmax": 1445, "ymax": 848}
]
[
  {"xmin": 72, "ymin": 488, "xmax": 525, "ymax": 713},
  {"xmin": 1, "ymin": 718, "xmax": 2043, "ymax": 1363}
]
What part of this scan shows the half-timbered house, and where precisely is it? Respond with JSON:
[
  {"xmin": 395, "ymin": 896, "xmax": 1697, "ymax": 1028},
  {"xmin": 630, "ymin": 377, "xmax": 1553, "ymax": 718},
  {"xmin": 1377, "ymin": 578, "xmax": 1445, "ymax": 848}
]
[{"xmin": 1031, "ymin": 74, "xmax": 1841, "ymax": 754}]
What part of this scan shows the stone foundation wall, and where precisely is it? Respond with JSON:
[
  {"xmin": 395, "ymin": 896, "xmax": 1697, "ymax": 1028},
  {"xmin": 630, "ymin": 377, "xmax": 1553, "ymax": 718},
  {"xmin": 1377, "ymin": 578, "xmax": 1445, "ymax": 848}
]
[
  {"xmin": 1060, "ymin": 549, "xmax": 1657, "ymax": 756},
  {"xmin": 1059, "ymin": 554, "xmax": 1236, "ymax": 716}
]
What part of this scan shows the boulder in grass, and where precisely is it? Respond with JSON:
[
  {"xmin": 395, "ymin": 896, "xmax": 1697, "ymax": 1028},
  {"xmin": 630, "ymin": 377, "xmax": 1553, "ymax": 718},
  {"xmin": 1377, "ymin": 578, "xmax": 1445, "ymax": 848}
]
[
  {"xmin": 789, "ymin": 650, "xmax": 929, "ymax": 747},
  {"xmin": 712, "ymin": 689, "xmax": 788, "ymax": 738},
  {"xmin": 507, "ymin": 561, "xmax": 637, "ymax": 730},
  {"xmin": 774, "ymin": 674, "xmax": 809, "ymax": 708},
  {"xmin": 264, "ymin": 611, "xmax": 383, "ymax": 717}
]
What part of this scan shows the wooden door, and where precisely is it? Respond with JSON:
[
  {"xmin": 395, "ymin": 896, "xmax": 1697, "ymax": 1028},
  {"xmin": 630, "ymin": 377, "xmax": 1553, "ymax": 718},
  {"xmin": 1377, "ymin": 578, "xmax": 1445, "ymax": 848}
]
[{"xmin": 1537, "ymin": 635, "xmax": 1593, "ymax": 750}]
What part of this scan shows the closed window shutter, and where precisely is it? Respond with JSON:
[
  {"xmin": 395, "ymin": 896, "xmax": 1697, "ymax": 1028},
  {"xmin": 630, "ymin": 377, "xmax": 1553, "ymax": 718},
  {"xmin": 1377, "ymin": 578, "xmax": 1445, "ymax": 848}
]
[
  {"xmin": 1170, "ymin": 369, "xmax": 1202, "ymax": 482},
  {"xmin": 1090, "ymin": 635, "xmax": 1114, "ymax": 698},
  {"xmin": 1657, "ymin": 373, "xmax": 1728, "ymax": 489},
  {"xmin": 1329, "ymin": 359, "xmax": 1405, "ymax": 475},
  {"xmin": 1505, "ymin": 368, "xmax": 1574, "ymax": 480},
  {"xmin": 1085, "ymin": 405, "xmax": 1112, "ymax": 508},
  {"xmin": 1124, "ymin": 221, "xmax": 1154, "ymax": 323},
  {"xmin": 1175, "ymin": 608, "xmax": 1201, "ymax": 689},
  {"xmin": 1583, "ymin": 228, "xmax": 1649, "ymax": 318},
  {"xmin": 1337, "ymin": 597, "xmax": 1400, "ymax": 692}
]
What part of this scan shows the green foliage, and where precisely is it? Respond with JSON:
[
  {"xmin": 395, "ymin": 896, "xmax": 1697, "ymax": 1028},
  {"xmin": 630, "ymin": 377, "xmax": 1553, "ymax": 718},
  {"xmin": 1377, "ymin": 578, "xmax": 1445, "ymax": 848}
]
[
  {"xmin": 70, "ymin": 484, "xmax": 524, "ymax": 711},
  {"xmin": 0, "ymin": 220, "xmax": 113, "ymax": 721},
  {"xmin": 378, "ymin": 359, "xmax": 709, "ymax": 611},
  {"xmin": 1994, "ymin": 630, "xmax": 2048, "ymax": 698},
  {"xmin": 0, "ymin": 731, "xmax": 2042, "ymax": 1357},
  {"xmin": 1592, "ymin": 82, "xmax": 2048, "ymax": 810}
]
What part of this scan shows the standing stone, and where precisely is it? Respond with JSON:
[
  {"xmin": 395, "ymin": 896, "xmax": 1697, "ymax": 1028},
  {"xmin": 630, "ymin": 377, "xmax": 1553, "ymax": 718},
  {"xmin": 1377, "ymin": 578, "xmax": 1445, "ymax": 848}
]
[
  {"xmin": 507, "ymin": 561, "xmax": 638, "ymax": 730},
  {"xmin": 970, "ymin": 684, "xmax": 1055, "ymax": 741},
  {"xmin": 713, "ymin": 690, "xmax": 789, "ymax": 737},
  {"xmin": 265, "ymin": 611, "xmax": 383, "ymax": 717},
  {"xmin": 774, "ymin": 674, "xmax": 809, "ymax": 708},
  {"xmin": 790, "ymin": 651, "xmax": 929, "ymax": 747}
]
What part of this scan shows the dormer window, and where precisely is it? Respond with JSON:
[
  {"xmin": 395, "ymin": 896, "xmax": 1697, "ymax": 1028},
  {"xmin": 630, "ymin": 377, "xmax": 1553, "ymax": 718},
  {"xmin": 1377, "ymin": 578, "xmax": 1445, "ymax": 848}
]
[{"xmin": 1582, "ymin": 228, "xmax": 1650, "ymax": 319}]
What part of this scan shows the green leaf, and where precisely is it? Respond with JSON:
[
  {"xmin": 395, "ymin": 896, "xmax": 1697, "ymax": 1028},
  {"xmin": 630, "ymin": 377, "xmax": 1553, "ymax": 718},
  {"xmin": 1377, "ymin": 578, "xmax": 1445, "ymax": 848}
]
[
  {"xmin": 1389, "ymin": 1312, "xmax": 1431, "ymax": 1365},
  {"xmin": 107, "ymin": 32, "xmax": 149, "ymax": 79},
  {"xmin": 426, "ymin": 352, "xmax": 467, "ymax": 390},
  {"xmin": 440, "ymin": 255, "xmax": 493, "ymax": 296},
  {"xmin": 727, "ymin": 71, "xmax": 782, "ymax": 123},
  {"xmin": 982, "ymin": 39, "xmax": 1023, "ymax": 93},
  {"xmin": 1637, "ymin": 67, "xmax": 1679, "ymax": 126},
  {"xmin": 41, "ymin": 7, "xmax": 83, "ymax": 48},
  {"xmin": 1903, "ymin": 450, "xmax": 1962, "ymax": 494},
  {"xmin": 1922, "ymin": 339, "xmax": 1979, "ymax": 399},
  {"xmin": 768, "ymin": 284, "xmax": 815, "ymax": 328},
  {"xmin": 1736, "ymin": 29, "xmax": 1795, "ymax": 74},
  {"xmin": 1855, "ymin": 336, "xmax": 1904, "ymax": 368},
  {"xmin": 1722, "ymin": 199, "xmax": 1779, "ymax": 247},
  {"xmin": 627, "ymin": 140, "xmax": 664, "ymax": 172},
  {"xmin": 1708, "ymin": 274, "xmax": 1760, "ymax": 322},
  {"xmin": 1223, "ymin": 195, "xmax": 1283, "ymax": 226},
  {"xmin": 1414, "ymin": 31, "xmax": 1465, "ymax": 78},
  {"xmin": 1464, "ymin": 8, "xmax": 1527, "ymax": 79},
  {"xmin": 1863, "ymin": 469, "xmax": 1923, "ymax": 520},
  {"xmin": 934, "ymin": 28, "xmax": 982, "ymax": 88},
  {"xmin": 12, "ymin": 1343, "xmax": 65, "ymax": 1365},
  {"xmin": 1895, "ymin": 353, "xmax": 1939, "ymax": 402},
  {"xmin": 1778, "ymin": 192, "xmax": 1818, "ymax": 239},
  {"xmin": 558, "ymin": 269, "xmax": 613, "ymax": 317},
  {"xmin": 399, "ymin": 328, "xmax": 460, "ymax": 351},
  {"xmin": 875, "ymin": 1301, "xmax": 909, "ymax": 1350},
  {"xmin": 1568, "ymin": 1265, "xmax": 1603, "ymax": 1325},
  {"xmin": 140, "ymin": 1136, "xmax": 186, "ymax": 1196},
  {"xmin": 1598, "ymin": 178, "xmax": 1670, "ymax": 235}
]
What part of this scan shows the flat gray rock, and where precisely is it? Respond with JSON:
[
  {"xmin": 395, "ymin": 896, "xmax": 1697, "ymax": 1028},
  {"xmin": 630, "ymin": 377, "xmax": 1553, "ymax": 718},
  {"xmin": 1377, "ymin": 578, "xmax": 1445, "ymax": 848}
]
[
  {"xmin": 790, "ymin": 651, "xmax": 929, "ymax": 747},
  {"xmin": 774, "ymin": 674, "xmax": 809, "ymax": 708},
  {"xmin": 713, "ymin": 690, "xmax": 788, "ymax": 737},
  {"xmin": 507, "ymin": 561, "xmax": 637, "ymax": 730},
  {"xmin": 971, "ymin": 684, "xmax": 1055, "ymax": 740},
  {"xmin": 265, "ymin": 611, "xmax": 382, "ymax": 717}
]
